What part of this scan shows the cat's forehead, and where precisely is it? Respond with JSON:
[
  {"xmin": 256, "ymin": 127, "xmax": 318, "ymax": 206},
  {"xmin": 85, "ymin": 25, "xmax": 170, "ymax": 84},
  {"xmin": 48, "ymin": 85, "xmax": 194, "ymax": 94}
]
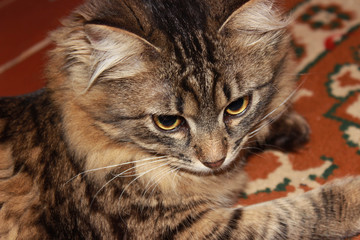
[{"xmin": 157, "ymin": 56, "xmax": 233, "ymax": 121}]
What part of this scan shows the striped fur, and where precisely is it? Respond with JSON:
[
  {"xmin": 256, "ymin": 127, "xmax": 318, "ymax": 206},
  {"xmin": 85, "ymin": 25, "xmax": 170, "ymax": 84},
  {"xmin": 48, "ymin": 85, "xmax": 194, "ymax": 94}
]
[{"xmin": 1, "ymin": 0, "xmax": 360, "ymax": 239}]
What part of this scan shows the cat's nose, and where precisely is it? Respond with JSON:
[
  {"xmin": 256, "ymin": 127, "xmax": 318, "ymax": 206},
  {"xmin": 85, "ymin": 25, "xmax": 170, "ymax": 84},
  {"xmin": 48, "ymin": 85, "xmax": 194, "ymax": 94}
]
[{"xmin": 202, "ymin": 158, "xmax": 225, "ymax": 169}]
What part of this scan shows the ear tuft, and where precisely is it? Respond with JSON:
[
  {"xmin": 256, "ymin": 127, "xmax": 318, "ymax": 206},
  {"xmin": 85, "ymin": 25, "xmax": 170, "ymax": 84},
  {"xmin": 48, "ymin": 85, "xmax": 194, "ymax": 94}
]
[
  {"xmin": 83, "ymin": 24, "xmax": 158, "ymax": 92},
  {"xmin": 219, "ymin": 0, "xmax": 290, "ymax": 35}
]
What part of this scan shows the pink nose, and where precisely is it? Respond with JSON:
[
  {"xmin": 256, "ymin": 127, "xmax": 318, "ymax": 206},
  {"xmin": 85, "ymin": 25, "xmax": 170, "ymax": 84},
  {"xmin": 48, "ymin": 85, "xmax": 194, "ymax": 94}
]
[{"xmin": 202, "ymin": 158, "xmax": 225, "ymax": 169}]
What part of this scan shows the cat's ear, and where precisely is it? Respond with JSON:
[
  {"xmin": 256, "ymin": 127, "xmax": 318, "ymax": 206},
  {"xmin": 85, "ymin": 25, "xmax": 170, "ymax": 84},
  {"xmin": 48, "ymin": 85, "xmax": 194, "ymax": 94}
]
[
  {"xmin": 219, "ymin": 0, "xmax": 289, "ymax": 46},
  {"xmin": 83, "ymin": 24, "xmax": 159, "ymax": 90}
]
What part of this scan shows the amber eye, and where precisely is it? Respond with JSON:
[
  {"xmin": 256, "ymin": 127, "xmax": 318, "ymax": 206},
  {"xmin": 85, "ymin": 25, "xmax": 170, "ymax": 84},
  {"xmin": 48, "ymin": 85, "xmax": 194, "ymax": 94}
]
[
  {"xmin": 225, "ymin": 96, "xmax": 250, "ymax": 116},
  {"xmin": 153, "ymin": 115, "xmax": 183, "ymax": 131}
]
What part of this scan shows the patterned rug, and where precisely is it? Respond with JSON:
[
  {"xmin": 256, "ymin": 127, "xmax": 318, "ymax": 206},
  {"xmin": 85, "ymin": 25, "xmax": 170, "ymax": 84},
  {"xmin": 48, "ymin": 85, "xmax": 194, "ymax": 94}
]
[
  {"xmin": 241, "ymin": 0, "xmax": 360, "ymax": 200},
  {"xmin": 241, "ymin": 0, "xmax": 360, "ymax": 238},
  {"xmin": 0, "ymin": 0, "xmax": 360, "ymax": 237}
]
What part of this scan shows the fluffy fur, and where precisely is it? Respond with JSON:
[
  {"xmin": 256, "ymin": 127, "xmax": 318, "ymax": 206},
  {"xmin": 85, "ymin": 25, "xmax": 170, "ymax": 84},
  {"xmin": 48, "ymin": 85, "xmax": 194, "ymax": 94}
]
[{"xmin": 1, "ymin": 0, "xmax": 360, "ymax": 239}]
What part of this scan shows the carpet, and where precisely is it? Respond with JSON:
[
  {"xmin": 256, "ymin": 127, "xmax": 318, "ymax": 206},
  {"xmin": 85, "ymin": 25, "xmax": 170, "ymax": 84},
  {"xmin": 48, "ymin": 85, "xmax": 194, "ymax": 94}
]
[
  {"xmin": 241, "ymin": 0, "xmax": 360, "ymax": 204},
  {"xmin": 1, "ymin": 0, "xmax": 360, "ymax": 238},
  {"xmin": 241, "ymin": 0, "xmax": 360, "ymax": 238}
]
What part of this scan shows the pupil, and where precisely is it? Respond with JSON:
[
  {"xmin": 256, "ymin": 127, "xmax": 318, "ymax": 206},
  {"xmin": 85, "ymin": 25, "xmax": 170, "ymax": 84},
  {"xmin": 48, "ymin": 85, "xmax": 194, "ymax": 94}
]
[
  {"xmin": 158, "ymin": 115, "xmax": 177, "ymax": 127},
  {"xmin": 228, "ymin": 98, "xmax": 244, "ymax": 111}
]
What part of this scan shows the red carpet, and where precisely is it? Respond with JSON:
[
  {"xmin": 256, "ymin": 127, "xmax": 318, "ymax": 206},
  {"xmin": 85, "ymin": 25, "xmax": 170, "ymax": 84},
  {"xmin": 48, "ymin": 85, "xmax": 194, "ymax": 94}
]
[
  {"xmin": 241, "ymin": 0, "xmax": 360, "ymax": 202},
  {"xmin": 241, "ymin": 1, "xmax": 360, "ymax": 238}
]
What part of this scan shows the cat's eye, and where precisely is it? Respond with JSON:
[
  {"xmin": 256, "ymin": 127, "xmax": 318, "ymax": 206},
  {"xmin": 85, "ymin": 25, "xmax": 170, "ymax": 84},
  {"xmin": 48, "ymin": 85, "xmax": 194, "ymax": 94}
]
[
  {"xmin": 225, "ymin": 96, "xmax": 250, "ymax": 116},
  {"xmin": 153, "ymin": 115, "xmax": 183, "ymax": 131}
]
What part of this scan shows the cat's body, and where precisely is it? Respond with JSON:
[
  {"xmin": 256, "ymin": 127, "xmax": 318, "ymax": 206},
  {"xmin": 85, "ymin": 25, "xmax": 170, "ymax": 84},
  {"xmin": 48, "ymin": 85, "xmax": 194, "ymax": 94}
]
[{"xmin": 1, "ymin": 0, "xmax": 360, "ymax": 239}]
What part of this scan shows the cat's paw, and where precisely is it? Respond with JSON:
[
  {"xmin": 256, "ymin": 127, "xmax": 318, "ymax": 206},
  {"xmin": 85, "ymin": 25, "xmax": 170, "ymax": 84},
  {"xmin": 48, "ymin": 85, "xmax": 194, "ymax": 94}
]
[
  {"xmin": 315, "ymin": 177, "xmax": 360, "ymax": 237},
  {"xmin": 265, "ymin": 110, "xmax": 310, "ymax": 152}
]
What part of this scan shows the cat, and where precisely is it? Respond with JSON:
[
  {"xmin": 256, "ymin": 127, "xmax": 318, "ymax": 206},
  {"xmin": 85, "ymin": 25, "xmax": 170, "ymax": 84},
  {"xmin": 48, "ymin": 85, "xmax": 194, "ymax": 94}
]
[{"xmin": 1, "ymin": 0, "xmax": 360, "ymax": 239}]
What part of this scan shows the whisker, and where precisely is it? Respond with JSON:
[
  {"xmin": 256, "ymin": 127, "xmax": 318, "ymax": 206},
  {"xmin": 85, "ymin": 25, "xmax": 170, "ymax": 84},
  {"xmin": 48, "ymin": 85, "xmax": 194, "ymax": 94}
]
[
  {"xmin": 241, "ymin": 147, "xmax": 269, "ymax": 160},
  {"xmin": 118, "ymin": 161, "xmax": 173, "ymax": 203},
  {"xmin": 247, "ymin": 106, "xmax": 288, "ymax": 138},
  {"xmin": 259, "ymin": 85, "xmax": 300, "ymax": 122},
  {"xmin": 114, "ymin": 157, "xmax": 170, "ymax": 179},
  {"xmin": 246, "ymin": 83, "xmax": 306, "ymax": 140},
  {"xmin": 148, "ymin": 168, "xmax": 179, "ymax": 199},
  {"xmin": 65, "ymin": 155, "xmax": 167, "ymax": 185},
  {"xmin": 241, "ymin": 81, "xmax": 308, "ymax": 154},
  {"xmin": 141, "ymin": 166, "xmax": 170, "ymax": 197},
  {"xmin": 90, "ymin": 160, "xmax": 171, "ymax": 207},
  {"xmin": 142, "ymin": 169, "xmax": 170, "ymax": 197}
]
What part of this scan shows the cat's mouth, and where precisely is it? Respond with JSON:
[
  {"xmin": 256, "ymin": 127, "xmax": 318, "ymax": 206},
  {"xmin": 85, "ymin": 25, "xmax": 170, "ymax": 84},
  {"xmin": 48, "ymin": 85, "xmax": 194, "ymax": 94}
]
[
  {"xmin": 201, "ymin": 158, "xmax": 225, "ymax": 169},
  {"xmin": 173, "ymin": 151, "xmax": 245, "ymax": 175},
  {"xmin": 173, "ymin": 155, "xmax": 244, "ymax": 176}
]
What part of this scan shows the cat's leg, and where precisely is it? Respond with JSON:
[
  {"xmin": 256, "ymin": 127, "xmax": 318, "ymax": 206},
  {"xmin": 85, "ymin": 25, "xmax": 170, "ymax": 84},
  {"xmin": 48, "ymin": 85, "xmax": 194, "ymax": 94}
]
[
  {"xmin": 167, "ymin": 177, "xmax": 360, "ymax": 239},
  {"xmin": 262, "ymin": 109, "xmax": 310, "ymax": 152}
]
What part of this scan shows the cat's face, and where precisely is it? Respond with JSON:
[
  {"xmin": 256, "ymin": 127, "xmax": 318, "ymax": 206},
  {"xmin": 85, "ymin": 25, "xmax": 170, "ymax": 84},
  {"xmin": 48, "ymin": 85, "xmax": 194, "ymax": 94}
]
[{"xmin": 51, "ymin": 0, "xmax": 292, "ymax": 173}]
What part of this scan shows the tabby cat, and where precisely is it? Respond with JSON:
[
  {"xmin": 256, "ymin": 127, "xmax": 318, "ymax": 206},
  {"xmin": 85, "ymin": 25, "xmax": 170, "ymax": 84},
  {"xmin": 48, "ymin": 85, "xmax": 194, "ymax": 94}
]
[{"xmin": 1, "ymin": 0, "xmax": 360, "ymax": 239}]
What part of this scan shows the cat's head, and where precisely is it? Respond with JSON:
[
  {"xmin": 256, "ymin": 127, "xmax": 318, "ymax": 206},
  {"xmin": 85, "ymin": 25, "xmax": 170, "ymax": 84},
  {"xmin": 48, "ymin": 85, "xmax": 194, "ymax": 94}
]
[{"xmin": 48, "ymin": 0, "xmax": 293, "ymax": 174}]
